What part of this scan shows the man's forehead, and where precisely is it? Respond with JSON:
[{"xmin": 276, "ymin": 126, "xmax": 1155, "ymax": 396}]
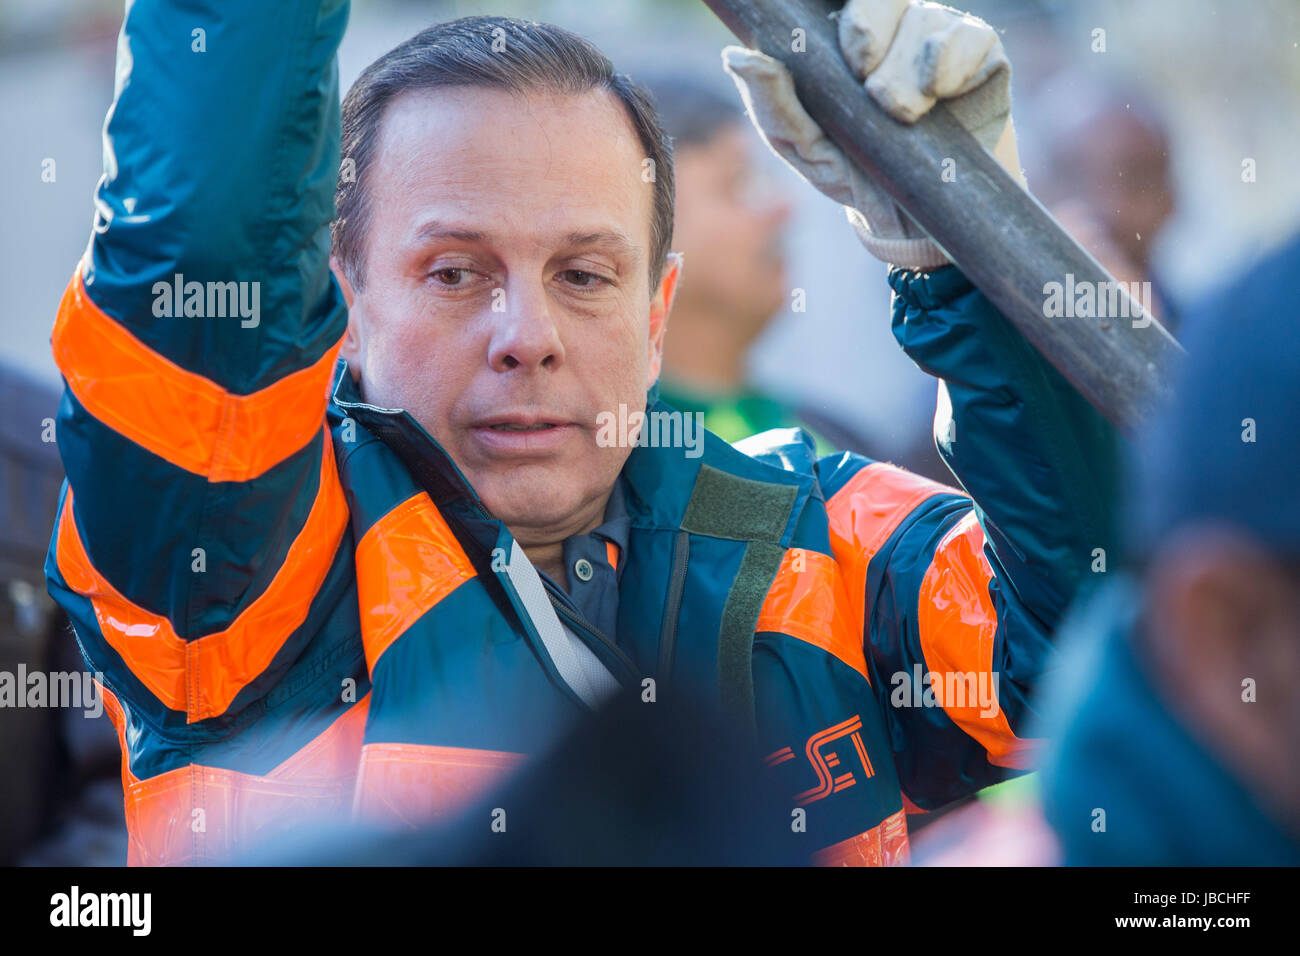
[
  {"xmin": 376, "ymin": 85, "xmax": 644, "ymax": 184},
  {"xmin": 372, "ymin": 84, "xmax": 655, "ymax": 256}
]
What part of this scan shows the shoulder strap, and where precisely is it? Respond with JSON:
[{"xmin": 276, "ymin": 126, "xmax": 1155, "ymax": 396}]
[{"xmin": 503, "ymin": 539, "xmax": 622, "ymax": 710}]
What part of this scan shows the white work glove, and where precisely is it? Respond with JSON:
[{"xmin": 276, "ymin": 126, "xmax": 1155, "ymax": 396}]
[{"xmin": 723, "ymin": 0, "xmax": 1024, "ymax": 270}]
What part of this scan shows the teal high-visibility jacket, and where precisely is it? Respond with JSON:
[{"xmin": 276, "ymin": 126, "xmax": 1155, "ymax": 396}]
[{"xmin": 43, "ymin": 0, "xmax": 1119, "ymax": 864}]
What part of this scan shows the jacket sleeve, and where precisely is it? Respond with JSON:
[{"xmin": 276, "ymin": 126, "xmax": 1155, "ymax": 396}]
[
  {"xmin": 820, "ymin": 263, "xmax": 1122, "ymax": 810},
  {"xmin": 44, "ymin": 0, "xmax": 351, "ymax": 733}
]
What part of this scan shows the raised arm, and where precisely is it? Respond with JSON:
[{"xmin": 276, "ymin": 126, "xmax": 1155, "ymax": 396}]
[
  {"xmin": 46, "ymin": 0, "xmax": 351, "ymax": 733},
  {"xmin": 725, "ymin": 0, "xmax": 1122, "ymax": 808},
  {"xmin": 819, "ymin": 264, "xmax": 1119, "ymax": 809}
]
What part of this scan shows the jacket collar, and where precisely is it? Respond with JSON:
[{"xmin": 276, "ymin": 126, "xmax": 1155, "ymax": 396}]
[{"xmin": 330, "ymin": 360, "xmax": 483, "ymax": 509}]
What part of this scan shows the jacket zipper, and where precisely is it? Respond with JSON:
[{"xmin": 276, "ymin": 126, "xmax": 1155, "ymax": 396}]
[
  {"xmin": 657, "ymin": 531, "xmax": 690, "ymax": 684},
  {"xmin": 545, "ymin": 586, "xmax": 638, "ymax": 680}
]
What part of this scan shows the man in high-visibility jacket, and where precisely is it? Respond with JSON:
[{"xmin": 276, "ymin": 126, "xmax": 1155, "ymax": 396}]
[{"xmin": 44, "ymin": 0, "xmax": 1118, "ymax": 864}]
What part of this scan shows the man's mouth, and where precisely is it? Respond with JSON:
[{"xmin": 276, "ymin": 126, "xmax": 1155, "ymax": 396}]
[
  {"xmin": 489, "ymin": 422, "xmax": 559, "ymax": 431},
  {"xmin": 470, "ymin": 415, "xmax": 579, "ymax": 456}
]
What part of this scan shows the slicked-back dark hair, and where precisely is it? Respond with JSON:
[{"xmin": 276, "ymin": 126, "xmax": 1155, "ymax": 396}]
[{"xmin": 332, "ymin": 15, "xmax": 675, "ymax": 294}]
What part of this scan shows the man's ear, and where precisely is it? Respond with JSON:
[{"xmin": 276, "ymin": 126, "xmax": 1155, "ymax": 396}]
[
  {"xmin": 647, "ymin": 253, "xmax": 683, "ymax": 386},
  {"xmin": 331, "ymin": 255, "xmax": 356, "ymax": 308},
  {"xmin": 330, "ymin": 256, "xmax": 364, "ymax": 382}
]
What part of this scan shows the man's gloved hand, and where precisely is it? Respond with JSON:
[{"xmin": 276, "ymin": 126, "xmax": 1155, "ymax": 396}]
[{"xmin": 723, "ymin": 0, "xmax": 1024, "ymax": 270}]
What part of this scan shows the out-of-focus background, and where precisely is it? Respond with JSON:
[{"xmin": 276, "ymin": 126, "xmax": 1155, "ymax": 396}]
[
  {"xmin": 7, "ymin": 0, "xmax": 1300, "ymax": 440},
  {"xmin": 2, "ymin": 0, "xmax": 1299, "ymax": 864}
]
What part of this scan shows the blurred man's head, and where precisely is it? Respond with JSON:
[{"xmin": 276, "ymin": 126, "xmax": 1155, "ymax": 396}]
[
  {"xmin": 1041, "ymin": 91, "xmax": 1175, "ymax": 275},
  {"xmin": 329, "ymin": 17, "xmax": 679, "ymax": 549},
  {"xmin": 646, "ymin": 77, "xmax": 792, "ymax": 370},
  {"xmin": 1128, "ymin": 233, "xmax": 1300, "ymax": 839}
]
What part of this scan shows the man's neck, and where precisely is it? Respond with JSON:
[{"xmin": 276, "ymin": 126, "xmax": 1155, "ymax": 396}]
[
  {"xmin": 510, "ymin": 488, "xmax": 612, "ymax": 591},
  {"xmin": 527, "ymin": 541, "xmax": 569, "ymax": 591}
]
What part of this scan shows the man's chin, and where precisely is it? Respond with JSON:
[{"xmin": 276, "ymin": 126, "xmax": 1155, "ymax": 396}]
[{"xmin": 473, "ymin": 470, "xmax": 610, "ymax": 541}]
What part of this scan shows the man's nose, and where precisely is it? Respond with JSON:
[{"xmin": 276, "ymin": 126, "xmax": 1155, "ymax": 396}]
[{"xmin": 487, "ymin": 281, "xmax": 565, "ymax": 373}]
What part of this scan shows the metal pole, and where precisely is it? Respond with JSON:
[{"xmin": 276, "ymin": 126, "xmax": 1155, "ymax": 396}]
[{"xmin": 702, "ymin": 0, "xmax": 1182, "ymax": 433}]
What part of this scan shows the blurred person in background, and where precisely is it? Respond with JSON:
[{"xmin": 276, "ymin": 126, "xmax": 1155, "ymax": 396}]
[
  {"xmin": 0, "ymin": 361, "xmax": 123, "ymax": 865},
  {"xmin": 1024, "ymin": 77, "xmax": 1180, "ymax": 332},
  {"xmin": 0, "ymin": 362, "xmax": 63, "ymax": 863},
  {"xmin": 644, "ymin": 75, "xmax": 880, "ymax": 458}
]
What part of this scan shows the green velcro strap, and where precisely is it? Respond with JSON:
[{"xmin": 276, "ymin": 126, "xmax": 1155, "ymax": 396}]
[
  {"xmin": 680, "ymin": 465, "xmax": 798, "ymax": 543},
  {"xmin": 679, "ymin": 465, "xmax": 801, "ymax": 741},
  {"xmin": 717, "ymin": 540, "xmax": 787, "ymax": 741}
]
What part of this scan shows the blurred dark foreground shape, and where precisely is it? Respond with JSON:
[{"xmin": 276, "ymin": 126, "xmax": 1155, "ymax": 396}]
[{"xmin": 248, "ymin": 689, "xmax": 806, "ymax": 866}]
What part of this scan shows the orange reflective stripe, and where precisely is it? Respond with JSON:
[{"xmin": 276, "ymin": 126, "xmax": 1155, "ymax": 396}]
[
  {"xmin": 270, "ymin": 692, "xmax": 370, "ymax": 780},
  {"xmin": 353, "ymin": 743, "xmax": 525, "ymax": 828},
  {"xmin": 56, "ymin": 428, "xmax": 348, "ymax": 723},
  {"xmin": 52, "ymin": 269, "xmax": 343, "ymax": 482},
  {"xmin": 826, "ymin": 462, "xmax": 962, "ymax": 630},
  {"xmin": 100, "ymin": 680, "xmax": 369, "ymax": 865},
  {"xmin": 812, "ymin": 808, "xmax": 911, "ymax": 866},
  {"xmin": 917, "ymin": 511, "xmax": 1036, "ymax": 770},
  {"xmin": 354, "ymin": 493, "xmax": 477, "ymax": 674},
  {"xmin": 763, "ymin": 746, "xmax": 795, "ymax": 768},
  {"xmin": 605, "ymin": 539, "xmax": 619, "ymax": 571},
  {"xmin": 98, "ymin": 681, "xmax": 137, "ymax": 859},
  {"xmin": 756, "ymin": 548, "xmax": 869, "ymax": 684}
]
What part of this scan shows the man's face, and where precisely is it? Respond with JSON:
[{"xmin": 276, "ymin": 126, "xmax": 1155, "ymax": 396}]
[
  {"xmin": 671, "ymin": 122, "xmax": 790, "ymax": 336},
  {"xmin": 1071, "ymin": 111, "xmax": 1174, "ymax": 270},
  {"xmin": 335, "ymin": 86, "xmax": 677, "ymax": 545}
]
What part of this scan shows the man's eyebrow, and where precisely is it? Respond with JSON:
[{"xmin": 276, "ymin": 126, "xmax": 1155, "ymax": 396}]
[
  {"xmin": 562, "ymin": 230, "xmax": 638, "ymax": 255},
  {"xmin": 408, "ymin": 222, "xmax": 639, "ymax": 257},
  {"xmin": 411, "ymin": 221, "xmax": 489, "ymax": 244}
]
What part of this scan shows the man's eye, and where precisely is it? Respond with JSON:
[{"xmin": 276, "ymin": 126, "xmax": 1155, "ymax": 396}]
[
  {"xmin": 561, "ymin": 269, "xmax": 606, "ymax": 288},
  {"xmin": 431, "ymin": 268, "xmax": 467, "ymax": 286}
]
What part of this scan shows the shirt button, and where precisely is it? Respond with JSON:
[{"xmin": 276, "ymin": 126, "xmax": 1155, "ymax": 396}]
[{"xmin": 574, "ymin": 558, "xmax": 594, "ymax": 582}]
